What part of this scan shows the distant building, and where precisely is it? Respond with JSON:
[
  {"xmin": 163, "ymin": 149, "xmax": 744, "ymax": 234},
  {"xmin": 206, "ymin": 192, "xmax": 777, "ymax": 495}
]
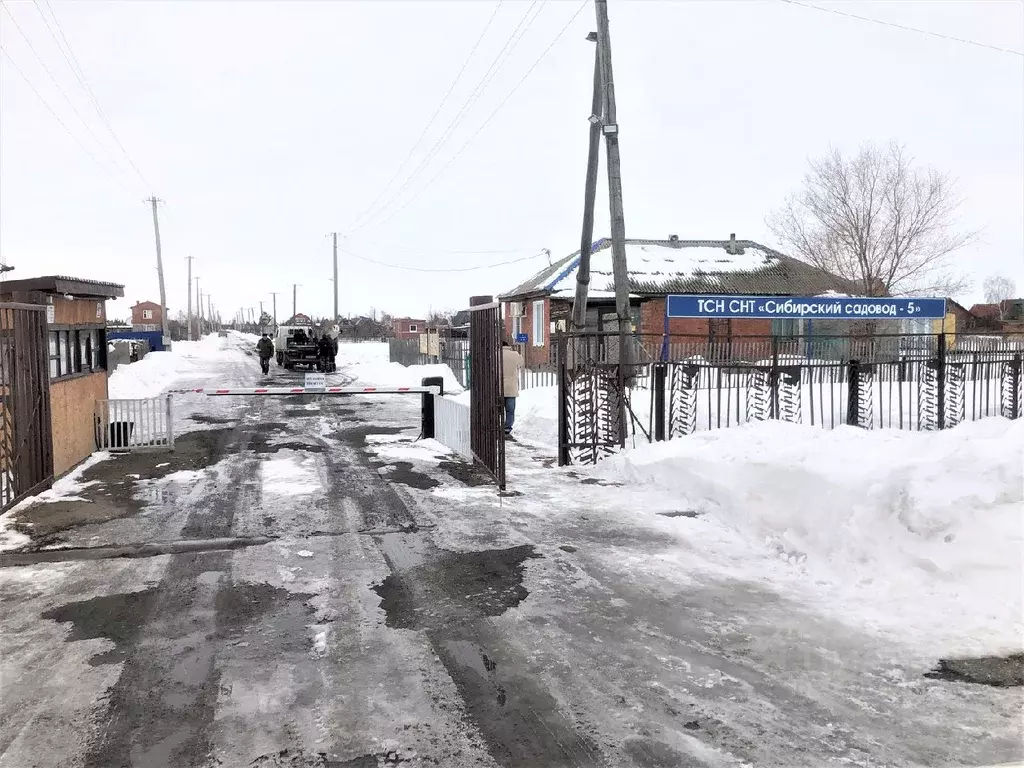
[
  {"xmin": 393, "ymin": 317, "xmax": 425, "ymax": 340},
  {"xmin": 500, "ymin": 235, "xmax": 858, "ymax": 368},
  {"xmin": 131, "ymin": 301, "xmax": 165, "ymax": 331}
]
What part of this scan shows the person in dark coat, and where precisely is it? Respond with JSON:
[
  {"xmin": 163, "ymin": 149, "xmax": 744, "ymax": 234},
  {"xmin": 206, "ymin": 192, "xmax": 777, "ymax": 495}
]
[
  {"xmin": 317, "ymin": 334, "xmax": 333, "ymax": 372},
  {"xmin": 256, "ymin": 333, "xmax": 274, "ymax": 375}
]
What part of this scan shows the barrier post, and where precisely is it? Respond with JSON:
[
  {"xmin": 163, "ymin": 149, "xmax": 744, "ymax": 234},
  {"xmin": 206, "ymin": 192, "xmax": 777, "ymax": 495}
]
[{"xmin": 421, "ymin": 376, "xmax": 444, "ymax": 439}]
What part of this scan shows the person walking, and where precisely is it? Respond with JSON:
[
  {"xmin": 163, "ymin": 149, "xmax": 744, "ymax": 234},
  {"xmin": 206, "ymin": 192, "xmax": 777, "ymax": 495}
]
[
  {"xmin": 256, "ymin": 333, "xmax": 275, "ymax": 375},
  {"xmin": 501, "ymin": 339, "xmax": 524, "ymax": 439}
]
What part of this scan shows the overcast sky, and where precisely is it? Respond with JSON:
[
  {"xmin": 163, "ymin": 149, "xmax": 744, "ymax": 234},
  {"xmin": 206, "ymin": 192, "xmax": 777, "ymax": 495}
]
[{"xmin": 1, "ymin": 0, "xmax": 1021, "ymax": 323}]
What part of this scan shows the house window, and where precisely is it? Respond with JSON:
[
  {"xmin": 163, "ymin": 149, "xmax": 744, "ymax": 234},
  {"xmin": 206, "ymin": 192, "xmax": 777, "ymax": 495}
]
[
  {"xmin": 142, "ymin": 309, "xmax": 154, "ymax": 320},
  {"xmin": 771, "ymin": 318, "xmax": 801, "ymax": 338},
  {"xmin": 532, "ymin": 300, "xmax": 545, "ymax": 347},
  {"xmin": 409, "ymin": 324, "xmax": 417, "ymax": 333},
  {"xmin": 59, "ymin": 331, "xmax": 71, "ymax": 375},
  {"xmin": 48, "ymin": 331, "xmax": 59, "ymax": 378},
  {"xmin": 511, "ymin": 315, "xmax": 524, "ymax": 341}
]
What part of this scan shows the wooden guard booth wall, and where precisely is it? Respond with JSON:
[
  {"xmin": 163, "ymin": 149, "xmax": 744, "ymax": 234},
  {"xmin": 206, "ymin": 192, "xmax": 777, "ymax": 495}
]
[{"xmin": 1, "ymin": 276, "xmax": 125, "ymax": 477}]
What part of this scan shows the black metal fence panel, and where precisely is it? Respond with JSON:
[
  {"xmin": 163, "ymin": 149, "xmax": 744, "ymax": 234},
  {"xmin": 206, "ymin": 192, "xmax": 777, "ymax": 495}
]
[
  {"xmin": 558, "ymin": 331, "xmax": 1024, "ymax": 465},
  {"xmin": 0, "ymin": 303, "xmax": 54, "ymax": 510},
  {"xmin": 469, "ymin": 297, "xmax": 505, "ymax": 489}
]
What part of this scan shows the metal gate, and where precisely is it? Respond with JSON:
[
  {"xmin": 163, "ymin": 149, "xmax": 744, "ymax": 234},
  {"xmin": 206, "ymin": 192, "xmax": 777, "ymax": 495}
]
[
  {"xmin": 0, "ymin": 303, "xmax": 54, "ymax": 511},
  {"xmin": 95, "ymin": 396, "xmax": 175, "ymax": 452},
  {"xmin": 468, "ymin": 295, "xmax": 505, "ymax": 489}
]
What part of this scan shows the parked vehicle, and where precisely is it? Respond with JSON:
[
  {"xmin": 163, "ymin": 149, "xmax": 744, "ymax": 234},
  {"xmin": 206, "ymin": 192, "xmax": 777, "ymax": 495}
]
[{"xmin": 274, "ymin": 324, "xmax": 319, "ymax": 370}]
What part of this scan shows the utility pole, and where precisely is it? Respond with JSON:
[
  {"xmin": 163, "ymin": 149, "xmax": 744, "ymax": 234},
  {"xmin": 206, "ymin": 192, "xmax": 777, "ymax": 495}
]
[
  {"xmin": 329, "ymin": 232, "xmax": 339, "ymax": 321},
  {"xmin": 270, "ymin": 292, "xmax": 279, "ymax": 328},
  {"xmin": 196, "ymin": 278, "xmax": 202, "ymax": 334},
  {"xmin": 293, "ymin": 284, "xmax": 299, "ymax": 318},
  {"xmin": 572, "ymin": 40, "xmax": 604, "ymax": 331},
  {"xmin": 208, "ymin": 296, "xmax": 213, "ymax": 330},
  {"xmin": 146, "ymin": 196, "xmax": 171, "ymax": 349},
  {"xmin": 185, "ymin": 256, "xmax": 195, "ymax": 341},
  {"xmin": 594, "ymin": 0, "xmax": 630, "ymax": 447}
]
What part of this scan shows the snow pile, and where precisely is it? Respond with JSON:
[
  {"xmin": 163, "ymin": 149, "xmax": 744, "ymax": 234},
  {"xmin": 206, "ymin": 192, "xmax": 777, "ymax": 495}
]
[
  {"xmin": 108, "ymin": 333, "xmax": 255, "ymax": 398},
  {"xmin": 333, "ymin": 341, "xmax": 464, "ymax": 393},
  {"xmin": 0, "ymin": 452, "xmax": 111, "ymax": 551},
  {"xmin": 592, "ymin": 418, "xmax": 1024, "ymax": 657}
]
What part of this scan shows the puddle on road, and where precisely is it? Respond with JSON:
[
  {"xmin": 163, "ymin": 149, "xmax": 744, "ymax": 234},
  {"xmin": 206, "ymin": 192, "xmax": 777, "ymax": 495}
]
[
  {"xmin": 189, "ymin": 414, "xmax": 234, "ymax": 425},
  {"xmin": 215, "ymin": 582, "xmax": 314, "ymax": 637},
  {"xmin": 373, "ymin": 544, "xmax": 540, "ymax": 631},
  {"xmin": 249, "ymin": 749, "xmax": 388, "ymax": 766},
  {"xmin": 250, "ymin": 439, "xmax": 326, "ymax": 455},
  {"xmin": 41, "ymin": 588, "xmax": 158, "ymax": 666},
  {"xmin": 438, "ymin": 460, "xmax": 492, "ymax": 487},
  {"xmin": 925, "ymin": 654, "xmax": 1023, "ymax": 687},
  {"xmin": 623, "ymin": 737, "xmax": 699, "ymax": 768},
  {"xmin": 657, "ymin": 510, "xmax": 701, "ymax": 519},
  {"xmin": 380, "ymin": 462, "xmax": 440, "ymax": 490}
]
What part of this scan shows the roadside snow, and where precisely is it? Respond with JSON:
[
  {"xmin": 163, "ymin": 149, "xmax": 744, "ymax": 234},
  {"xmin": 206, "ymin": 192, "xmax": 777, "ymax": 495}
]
[
  {"xmin": 108, "ymin": 333, "xmax": 257, "ymax": 399},
  {"xmin": 0, "ymin": 452, "xmax": 112, "ymax": 551},
  {"xmin": 590, "ymin": 418, "xmax": 1024, "ymax": 658},
  {"xmin": 335, "ymin": 342, "xmax": 464, "ymax": 393}
]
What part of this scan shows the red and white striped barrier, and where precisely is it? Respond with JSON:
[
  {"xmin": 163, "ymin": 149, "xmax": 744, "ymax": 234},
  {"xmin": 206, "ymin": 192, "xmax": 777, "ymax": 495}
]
[{"xmin": 199, "ymin": 385, "xmax": 441, "ymax": 396}]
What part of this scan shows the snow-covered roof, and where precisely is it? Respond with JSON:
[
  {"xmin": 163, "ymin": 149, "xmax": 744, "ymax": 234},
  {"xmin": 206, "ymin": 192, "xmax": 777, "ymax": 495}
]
[{"xmin": 501, "ymin": 237, "xmax": 859, "ymax": 299}]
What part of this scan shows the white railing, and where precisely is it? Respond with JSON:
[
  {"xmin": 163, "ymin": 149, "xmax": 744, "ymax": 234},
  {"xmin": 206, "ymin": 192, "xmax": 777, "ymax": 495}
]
[
  {"xmin": 518, "ymin": 368, "xmax": 557, "ymax": 391},
  {"xmin": 432, "ymin": 395, "xmax": 471, "ymax": 461},
  {"xmin": 95, "ymin": 396, "xmax": 174, "ymax": 452}
]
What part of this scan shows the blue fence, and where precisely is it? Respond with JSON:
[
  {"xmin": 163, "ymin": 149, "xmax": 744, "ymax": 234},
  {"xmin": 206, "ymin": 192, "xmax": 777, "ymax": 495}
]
[{"xmin": 107, "ymin": 330, "xmax": 166, "ymax": 352}]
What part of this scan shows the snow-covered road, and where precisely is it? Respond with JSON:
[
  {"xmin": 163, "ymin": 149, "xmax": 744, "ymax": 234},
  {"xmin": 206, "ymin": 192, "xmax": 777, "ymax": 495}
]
[{"xmin": 0, "ymin": 335, "xmax": 1020, "ymax": 768}]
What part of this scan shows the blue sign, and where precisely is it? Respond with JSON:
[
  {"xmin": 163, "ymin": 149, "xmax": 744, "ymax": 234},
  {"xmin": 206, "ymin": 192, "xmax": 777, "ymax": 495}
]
[
  {"xmin": 666, "ymin": 295, "xmax": 946, "ymax": 321},
  {"xmin": 514, "ymin": 333, "xmax": 528, "ymax": 344}
]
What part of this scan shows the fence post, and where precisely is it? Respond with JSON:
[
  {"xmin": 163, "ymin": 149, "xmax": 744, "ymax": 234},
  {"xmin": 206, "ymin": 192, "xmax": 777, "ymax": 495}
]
[
  {"xmin": 937, "ymin": 332, "xmax": 946, "ymax": 430},
  {"xmin": 653, "ymin": 363, "xmax": 667, "ymax": 441},
  {"xmin": 166, "ymin": 394, "xmax": 175, "ymax": 450},
  {"xmin": 557, "ymin": 335, "xmax": 570, "ymax": 466},
  {"xmin": 1010, "ymin": 353, "xmax": 1022, "ymax": 420},
  {"xmin": 769, "ymin": 335, "xmax": 780, "ymax": 419},
  {"xmin": 847, "ymin": 359, "xmax": 860, "ymax": 427},
  {"xmin": 421, "ymin": 376, "xmax": 444, "ymax": 439}
]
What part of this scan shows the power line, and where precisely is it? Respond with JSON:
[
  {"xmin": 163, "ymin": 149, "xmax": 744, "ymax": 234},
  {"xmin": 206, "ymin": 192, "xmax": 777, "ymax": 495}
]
[
  {"xmin": 341, "ymin": 246, "xmax": 548, "ymax": 273},
  {"xmin": 0, "ymin": 45, "xmax": 133, "ymax": 194},
  {"xmin": 367, "ymin": 0, "xmax": 589, "ymax": 232},
  {"xmin": 0, "ymin": 2, "xmax": 133, "ymax": 183},
  {"xmin": 34, "ymin": 0, "xmax": 154, "ymax": 188},
  {"xmin": 355, "ymin": 238, "xmax": 540, "ymax": 255},
  {"xmin": 779, "ymin": 0, "xmax": 1024, "ymax": 57},
  {"xmin": 350, "ymin": 1, "xmax": 546, "ymax": 234},
  {"xmin": 344, "ymin": 0, "xmax": 505, "ymax": 233}
]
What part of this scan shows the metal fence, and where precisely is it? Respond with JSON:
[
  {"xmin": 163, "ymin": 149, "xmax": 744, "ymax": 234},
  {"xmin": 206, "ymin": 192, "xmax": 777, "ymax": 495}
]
[
  {"xmin": 433, "ymin": 395, "xmax": 472, "ymax": 461},
  {"xmin": 0, "ymin": 303, "xmax": 54, "ymax": 511},
  {"xmin": 389, "ymin": 338, "xmax": 428, "ymax": 367},
  {"xmin": 469, "ymin": 296, "xmax": 505, "ymax": 489},
  {"xmin": 95, "ymin": 396, "xmax": 175, "ymax": 452},
  {"xmin": 558, "ymin": 332, "xmax": 1024, "ymax": 465}
]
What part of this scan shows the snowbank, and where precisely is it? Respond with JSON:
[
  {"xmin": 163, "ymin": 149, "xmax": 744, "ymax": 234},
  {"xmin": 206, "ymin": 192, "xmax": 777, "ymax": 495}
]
[
  {"xmin": 108, "ymin": 333, "xmax": 255, "ymax": 398},
  {"xmin": 333, "ymin": 341, "xmax": 464, "ymax": 393},
  {"xmin": 592, "ymin": 418, "xmax": 1024, "ymax": 658}
]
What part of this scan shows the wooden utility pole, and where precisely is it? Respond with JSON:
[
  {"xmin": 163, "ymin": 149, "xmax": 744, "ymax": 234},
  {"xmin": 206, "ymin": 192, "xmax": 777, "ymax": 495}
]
[
  {"xmin": 208, "ymin": 296, "xmax": 213, "ymax": 330},
  {"xmin": 329, "ymin": 232, "xmax": 339, "ymax": 321},
  {"xmin": 293, "ymin": 284, "xmax": 299, "ymax": 319},
  {"xmin": 270, "ymin": 292, "xmax": 279, "ymax": 327},
  {"xmin": 572, "ymin": 42, "xmax": 604, "ymax": 331},
  {"xmin": 196, "ymin": 278, "xmax": 202, "ymax": 333},
  {"xmin": 185, "ymin": 255, "xmax": 195, "ymax": 341},
  {"xmin": 146, "ymin": 196, "xmax": 171, "ymax": 349},
  {"xmin": 594, "ymin": 0, "xmax": 630, "ymax": 339}
]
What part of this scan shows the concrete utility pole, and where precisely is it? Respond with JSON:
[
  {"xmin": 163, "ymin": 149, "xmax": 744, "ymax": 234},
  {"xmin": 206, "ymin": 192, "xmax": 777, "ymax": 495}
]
[
  {"xmin": 594, "ymin": 0, "xmax": 630, "ymax": 340},
  {"xmin": 572, "ymin": 41, "xmax": 604, "ymax": 331},
  {"xmin": 329, "ymin": 232, "xmax": 339, "ymax": 321},
  {"xmin": 208, "ymin": 296, "xmax": 213, "ymax": 329},
  {"xmin": 270, "ymin": 292, "xmax": 279, "ymax": 327},
  {"xmin": 196, "ymin": 279, "xmax": 202, "ymax": 332},
  {"xmin": 293, "ymin": 284, "xmax": 299, "ymax": 318},
  {"xmin": 146, "ymin": 196, "xmax": 171, "ymax": 349},
  {"xmin": 185, "ymin": 255, "xmax": 195, "ymax": 341}
]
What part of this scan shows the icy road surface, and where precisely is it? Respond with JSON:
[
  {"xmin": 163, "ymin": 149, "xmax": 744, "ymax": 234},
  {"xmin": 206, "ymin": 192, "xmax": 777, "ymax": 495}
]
[{"xmin": 0, "ymin": 334, "xmax": 1020, "ymax": 768}]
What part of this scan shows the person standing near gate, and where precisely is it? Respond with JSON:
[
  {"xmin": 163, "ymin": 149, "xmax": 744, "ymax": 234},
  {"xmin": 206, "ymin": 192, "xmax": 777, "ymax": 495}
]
[
  {"xmin": 256, "ymin": 333, "xmax": 274, "ymax": 375},
  {"xmin": 502, "ymin": 338, "xmax": 524, "ymax": 439}
]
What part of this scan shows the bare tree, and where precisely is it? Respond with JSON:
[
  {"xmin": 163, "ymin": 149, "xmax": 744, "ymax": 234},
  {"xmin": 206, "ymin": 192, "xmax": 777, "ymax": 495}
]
[
  {"xmin": 768, "ymin": 142, "xmax": 976, "ymax": 297},
  {"xmin": 983, "ymin": 274, "xmax": 1016, "ymax": 319}
]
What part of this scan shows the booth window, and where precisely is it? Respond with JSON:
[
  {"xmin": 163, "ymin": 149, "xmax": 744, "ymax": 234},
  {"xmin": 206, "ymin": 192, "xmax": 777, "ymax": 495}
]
[{"xmin": 48, "ymin": 328, "xmax": 106, "ymax": 379}]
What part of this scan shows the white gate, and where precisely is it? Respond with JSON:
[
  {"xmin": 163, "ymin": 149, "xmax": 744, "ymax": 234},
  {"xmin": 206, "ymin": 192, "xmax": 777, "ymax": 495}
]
[
  {"xmin": 432, "ymin": 396, "xmax": 471, "ymax": 461},
  {"xmin": 95, "ymin": 396, "xmax": 174, "ymax": 452}
]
